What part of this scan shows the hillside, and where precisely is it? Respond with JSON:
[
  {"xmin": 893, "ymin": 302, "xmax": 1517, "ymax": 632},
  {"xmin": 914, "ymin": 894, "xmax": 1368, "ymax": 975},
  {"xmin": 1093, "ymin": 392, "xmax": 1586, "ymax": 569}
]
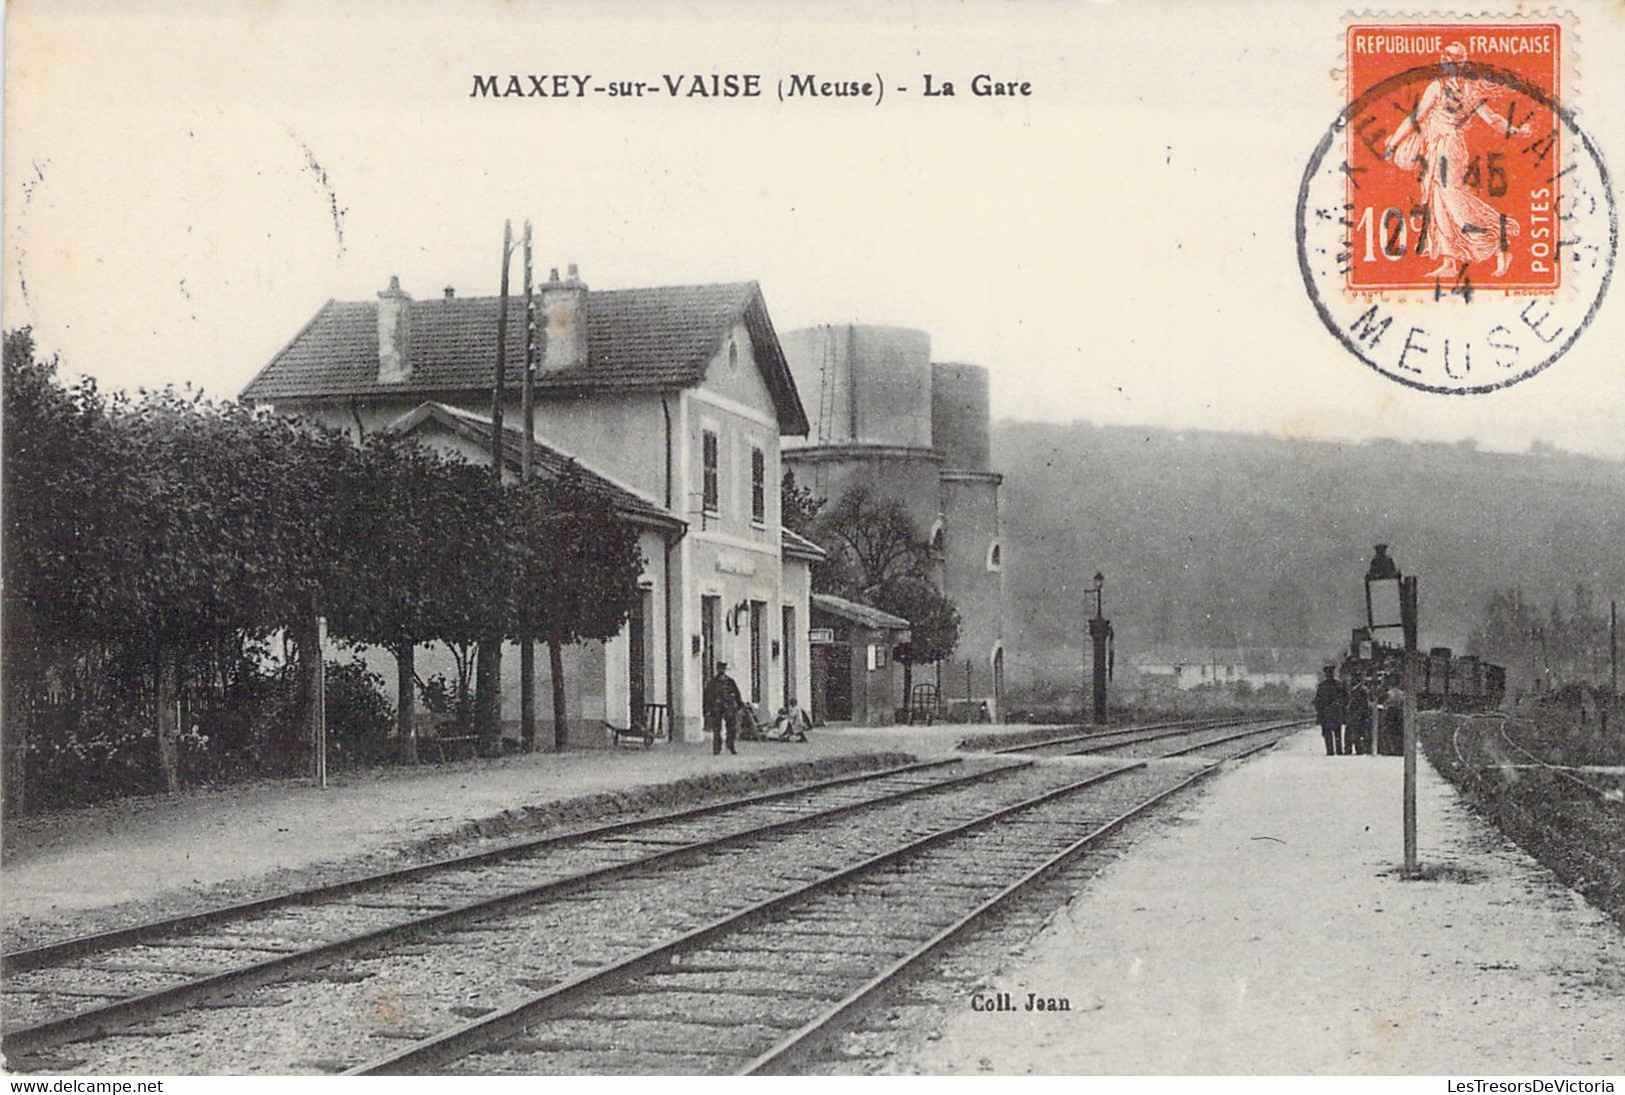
[{"xmin": 993, "ymin": 422, "xmax": 1625, "ymax": 694}]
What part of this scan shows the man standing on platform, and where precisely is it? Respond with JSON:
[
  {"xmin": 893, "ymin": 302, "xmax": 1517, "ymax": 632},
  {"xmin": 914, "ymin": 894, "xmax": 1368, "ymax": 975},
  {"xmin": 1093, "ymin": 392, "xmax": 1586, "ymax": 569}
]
[
  {"xmin": 1346, "ymin": 676, "xmax": 1373, "ymax": 756},
  {"xmin": 704, "ymin": 662, "xmax": 744, "ymax": 756},
  {"xmin": 1314, "ymin": 666, "xmax": 1346, "ymax": 756}
]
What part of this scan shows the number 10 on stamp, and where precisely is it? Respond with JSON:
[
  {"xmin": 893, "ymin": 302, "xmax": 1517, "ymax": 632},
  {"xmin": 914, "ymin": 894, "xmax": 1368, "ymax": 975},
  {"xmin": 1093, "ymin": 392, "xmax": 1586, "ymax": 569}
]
[{"xmin": 1343, "ymin": 24, "xmax": 1561, "ymax": 293}]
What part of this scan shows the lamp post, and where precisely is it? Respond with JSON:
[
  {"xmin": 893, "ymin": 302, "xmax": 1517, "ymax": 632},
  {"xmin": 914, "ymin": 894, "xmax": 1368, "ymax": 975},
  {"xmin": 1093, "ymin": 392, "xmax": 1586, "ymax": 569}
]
[
  {"xmin": 1366, "ymin": 544, "xmax": 1420, "ymax": 878},
  {"xmin": 1087, "ymin": 571, "xmax": 1112, "ymax": 724}
]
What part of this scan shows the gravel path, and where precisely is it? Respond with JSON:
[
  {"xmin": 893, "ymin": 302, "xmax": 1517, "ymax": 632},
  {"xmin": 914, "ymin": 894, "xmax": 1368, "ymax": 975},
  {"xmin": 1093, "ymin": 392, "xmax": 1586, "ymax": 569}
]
[{"xmin": 902, "ymin": 728, "xmax": 1625, "ymax": 1074}]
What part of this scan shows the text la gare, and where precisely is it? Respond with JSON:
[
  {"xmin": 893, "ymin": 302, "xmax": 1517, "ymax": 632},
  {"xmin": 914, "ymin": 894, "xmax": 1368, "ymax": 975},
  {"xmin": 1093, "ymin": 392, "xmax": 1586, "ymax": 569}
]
[{"xmin": 923, "ymin": 74, "xmax": 1033, "ymax": 96}]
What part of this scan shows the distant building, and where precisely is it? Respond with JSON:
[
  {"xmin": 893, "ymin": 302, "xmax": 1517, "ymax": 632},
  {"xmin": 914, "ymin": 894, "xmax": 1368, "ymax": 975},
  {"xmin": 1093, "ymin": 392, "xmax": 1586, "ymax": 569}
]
[
  {"xmin": 779, "ymin": 325, "xmax": 1008, "ymax": 719},
  {"xmin": 1132, "ymin": 648, "xmax": 1321, "ymax": 693},
  {"xmin": 242, "ymin": 269, "xmax": 819, "ymax": 744}
]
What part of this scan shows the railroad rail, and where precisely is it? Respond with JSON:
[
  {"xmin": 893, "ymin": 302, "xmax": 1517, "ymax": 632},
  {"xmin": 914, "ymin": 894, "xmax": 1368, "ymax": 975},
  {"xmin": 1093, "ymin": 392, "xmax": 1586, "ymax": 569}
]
[
  {"xmin": 987, "ymin": 715, "xmax": 1250, "ymax": 755},
  {"xmin": 1446, "ymin": 712, "xmax": 1622, "ymax": 807},
  {"xmin": 5, "ymin": 718, "xmax": 1305, "ymax": 1074},
  {"xmin": 354, "ymin": 726, "xmax": 1300, "ymax": 1075},
  {"xmin": 993, "ymin": 716, "xmax": 1297, "ymax": 759},
  {"xmin": 3, "ymin": 757, "xmax": 962, "ymax": 976},
  {"xmin": 1496, "ymin": 717, "xmax": 1624, "ymax": 806},
  {"xmin": 2, "ymin": 757, "xmax": 1007, "ymax": 1055}
]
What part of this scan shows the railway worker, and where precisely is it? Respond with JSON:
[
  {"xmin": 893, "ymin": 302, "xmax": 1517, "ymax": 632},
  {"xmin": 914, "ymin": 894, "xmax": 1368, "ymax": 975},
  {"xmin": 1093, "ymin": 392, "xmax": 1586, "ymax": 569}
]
[
  {"xmin": 704, "ymin": 662, "xmax": 745, "ymax": 756},
  {"xmin": 1346, "ymin": 678, "xmax": 1373, "ymax": 755},
  {"xmin": 1313, "ymin": 666, "xmax": 1346, "ymax": 756}
]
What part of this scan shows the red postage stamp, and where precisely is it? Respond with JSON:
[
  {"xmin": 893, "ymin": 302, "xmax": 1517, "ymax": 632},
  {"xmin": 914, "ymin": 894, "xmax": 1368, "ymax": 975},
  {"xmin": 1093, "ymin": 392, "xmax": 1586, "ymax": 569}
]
[
  {"xmin": 1298, "ymin": 16, "xmax": 1614, "ymax": 395},
  {"xmin": 1343, "ymin": 23, "xmax": 1562, "ymax": 293}
]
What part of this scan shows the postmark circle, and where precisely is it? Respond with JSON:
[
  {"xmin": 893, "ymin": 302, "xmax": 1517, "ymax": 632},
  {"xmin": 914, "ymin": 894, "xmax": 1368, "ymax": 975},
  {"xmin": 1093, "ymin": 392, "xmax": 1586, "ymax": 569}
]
[{"xmin": 1297, "ymin": 61, "xmax": 1616, "ymax": 394}]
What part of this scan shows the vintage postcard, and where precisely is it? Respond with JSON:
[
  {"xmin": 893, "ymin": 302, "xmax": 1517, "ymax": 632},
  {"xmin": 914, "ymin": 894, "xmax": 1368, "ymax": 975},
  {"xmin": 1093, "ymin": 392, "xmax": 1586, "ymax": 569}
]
[{"xmin": 4, "ymin": 0, "xmax": 1624, "ymax": 1084}]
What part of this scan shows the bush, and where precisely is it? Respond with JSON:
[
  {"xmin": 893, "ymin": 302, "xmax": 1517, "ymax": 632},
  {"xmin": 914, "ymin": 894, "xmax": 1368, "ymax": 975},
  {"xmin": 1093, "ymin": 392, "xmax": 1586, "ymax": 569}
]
[
  {"xmin": 418, "ymin": 673, "xmax": 461, "ymax": 722},
  {"xmin": 324, "ymin": 656, "xmax": 394, "ymax": 765},
  {"xmin": 25, "ymin": 707, "xmax": 165, "ymax": 807}
]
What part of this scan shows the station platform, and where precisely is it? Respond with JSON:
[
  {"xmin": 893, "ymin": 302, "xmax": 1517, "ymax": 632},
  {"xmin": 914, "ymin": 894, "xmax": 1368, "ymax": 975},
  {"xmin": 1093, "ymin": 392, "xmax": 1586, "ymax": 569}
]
[{"xmin": 909, "ymin": 725, "xmax": 1625, "ymax": 1075}]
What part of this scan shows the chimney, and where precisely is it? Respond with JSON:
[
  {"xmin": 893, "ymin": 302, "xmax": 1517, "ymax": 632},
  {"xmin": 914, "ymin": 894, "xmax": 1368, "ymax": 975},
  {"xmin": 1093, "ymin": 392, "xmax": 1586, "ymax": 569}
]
[
  {"xmin": 376, "ymin": 275, "xmax": 413, "ymax": 383},
  {"xmin": 540, "ymin": 262, "xmax": 588, "ymax": 372},
  {"xmin": 443, "ymin": 285, "xmax": 456, "ymax": 299}
]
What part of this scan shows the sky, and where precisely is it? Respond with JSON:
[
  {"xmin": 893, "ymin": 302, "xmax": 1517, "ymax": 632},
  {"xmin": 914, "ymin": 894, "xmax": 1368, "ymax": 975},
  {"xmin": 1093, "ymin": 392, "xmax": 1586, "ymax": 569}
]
[{"xmin": 6, "ymin": 0, "xmax": 1625, "ymax": 459}]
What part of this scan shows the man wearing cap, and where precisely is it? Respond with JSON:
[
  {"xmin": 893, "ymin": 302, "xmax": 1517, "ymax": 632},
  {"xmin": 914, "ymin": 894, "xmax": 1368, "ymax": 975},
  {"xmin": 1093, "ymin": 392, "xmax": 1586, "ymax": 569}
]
[
  {"xmin": 1313, "ymin": 666, "xmax": 1347, "ymax": 757},
  {"xmin": 704, "ymin": 662, "xmax": 745, "ymax": 756}
]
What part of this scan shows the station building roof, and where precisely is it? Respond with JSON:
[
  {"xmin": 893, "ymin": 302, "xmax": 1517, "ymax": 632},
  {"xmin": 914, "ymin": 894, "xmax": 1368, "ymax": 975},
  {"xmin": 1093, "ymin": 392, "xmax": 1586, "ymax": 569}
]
[{"xmin": 242, "ymin": 279, "xmax": 809, "ymax": 435}]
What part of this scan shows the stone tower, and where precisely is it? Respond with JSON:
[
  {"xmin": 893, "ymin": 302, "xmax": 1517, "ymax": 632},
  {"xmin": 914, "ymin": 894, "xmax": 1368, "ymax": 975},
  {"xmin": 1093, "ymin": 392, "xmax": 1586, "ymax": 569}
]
[{"xmin": 781, "ymin": 324, "xmax": 1007, "ymax": 716}]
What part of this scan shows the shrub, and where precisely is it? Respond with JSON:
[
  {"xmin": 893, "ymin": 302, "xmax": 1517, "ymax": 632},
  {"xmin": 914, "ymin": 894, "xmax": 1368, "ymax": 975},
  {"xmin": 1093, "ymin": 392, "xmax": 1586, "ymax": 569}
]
[
  {"xmin": 25, "ymin": 708, "xmax": 165, "ymax": 807},
  {"xmin": 324, "ymin": 656, "xmax": 395, "ymax": 765}
]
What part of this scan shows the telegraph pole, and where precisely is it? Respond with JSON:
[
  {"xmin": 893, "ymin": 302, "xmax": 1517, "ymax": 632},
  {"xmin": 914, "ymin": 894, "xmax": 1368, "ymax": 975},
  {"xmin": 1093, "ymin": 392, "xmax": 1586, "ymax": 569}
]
[
  {"xmin": 492, "ymin": 219, "xmax": 512, "ymax": 472},
  {"xmin": 522, "ymin": 223, "xmax": 536, "ymax": 480},
  {"xmin": 1401, "ymin": 574, "xmax": 1420, "ymax": 878},
  {"xmin": 519, "ymin": 223, "xmax": 537, "ymax": 752},
  {"xmin": 475, "ymin": 221, "xmax": 514, "ymax": 750},
  {"xmin": 1608, "ymin": 600, "xmax": 1617, "ymax": 735}
]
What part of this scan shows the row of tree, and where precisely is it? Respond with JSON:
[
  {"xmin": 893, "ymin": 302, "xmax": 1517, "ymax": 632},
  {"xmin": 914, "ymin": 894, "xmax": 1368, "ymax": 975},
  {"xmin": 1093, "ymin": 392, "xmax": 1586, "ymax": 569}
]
[
  {"xmin": 2, "ymin": 329, "xmax": 643, "ymax": 811},
  {"xmin": 1467, "ymin": 584, "xmax": 1618, "ymax": 693}
]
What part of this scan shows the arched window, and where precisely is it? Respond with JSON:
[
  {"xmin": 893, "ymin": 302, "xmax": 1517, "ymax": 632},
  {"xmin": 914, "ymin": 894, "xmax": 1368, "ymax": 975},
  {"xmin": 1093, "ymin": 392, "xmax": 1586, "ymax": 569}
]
[
  {"xmin": 929, "ymin": 519, "xmax": 945, "ymax": 554},
  {"xmin": 728, "ymin": 338, "xmax": 739, "ymax": 374},
  {"xmin": 986, "ymin": 540, "xmax": 1002, "ymax": 571}
]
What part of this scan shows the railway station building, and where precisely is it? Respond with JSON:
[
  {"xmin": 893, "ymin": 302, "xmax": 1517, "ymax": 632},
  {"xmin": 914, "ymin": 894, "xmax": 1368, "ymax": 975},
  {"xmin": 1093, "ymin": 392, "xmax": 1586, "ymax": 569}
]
[
  {"xmin": 779, "ymin": 325, "xmax": 1009, "ymax": 719},
  {"xmin": 808, "ymin": 593, "xmax": 912, "ymax": 726},
  {"xmin": 242, "ymin": 269, "xmax": 820, "ymax": 745}
]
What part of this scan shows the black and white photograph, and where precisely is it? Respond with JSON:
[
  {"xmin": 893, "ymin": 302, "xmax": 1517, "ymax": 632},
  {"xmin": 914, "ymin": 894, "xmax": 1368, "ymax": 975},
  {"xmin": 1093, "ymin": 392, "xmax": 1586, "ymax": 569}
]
[{"xmin": 3, "ymin": 0, "xmax": 1624, "ymax": 1082}]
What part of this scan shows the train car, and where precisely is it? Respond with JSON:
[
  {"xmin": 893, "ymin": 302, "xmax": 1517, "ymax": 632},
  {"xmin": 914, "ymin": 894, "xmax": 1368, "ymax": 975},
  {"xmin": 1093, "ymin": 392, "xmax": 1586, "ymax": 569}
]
[{"xmin": 1337, "ymin": 636, "xmax": 1504, "ymax": 752}]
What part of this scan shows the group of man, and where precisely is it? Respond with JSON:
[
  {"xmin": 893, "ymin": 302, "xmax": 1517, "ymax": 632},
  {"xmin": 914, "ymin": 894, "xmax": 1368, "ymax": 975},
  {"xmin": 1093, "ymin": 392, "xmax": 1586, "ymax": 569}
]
[
  {"xmin": 702, "ymin": 662, "xmax": 812, "ymax": 755},
  {"xmin": 1313, "ymin": 666, "xmax": 1375, "ymax": 756}
]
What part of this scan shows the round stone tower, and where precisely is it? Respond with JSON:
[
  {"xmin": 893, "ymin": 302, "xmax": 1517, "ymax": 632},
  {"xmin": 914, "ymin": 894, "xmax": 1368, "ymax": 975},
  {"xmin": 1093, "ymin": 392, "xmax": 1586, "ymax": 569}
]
[
  {"xmin": 780, "ymin": 325, "xmax": 1009, "ymax": 719},
  {"xmin": 779, "ymin": 325, "xmax": 943, "ymax": 538},
  {"xmin": 930, "ymin": 362, "xmax": 992, "ymax": 472},
  {"xmin": 931, "ymin": 362, "xmax": 1006, "ymax": 714}
]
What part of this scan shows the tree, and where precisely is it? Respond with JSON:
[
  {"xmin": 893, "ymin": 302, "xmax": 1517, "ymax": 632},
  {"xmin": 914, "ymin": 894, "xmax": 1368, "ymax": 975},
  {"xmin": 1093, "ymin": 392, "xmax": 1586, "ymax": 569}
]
[
  {"xmin": 113, "ymin": 388, "xmax": 363, "ymax": 780},
  {"xmin": 3, "ymin": 331, "xmax": 127, "ymax": 811},
  {"xmin": 4, "ymin": 332, "xmax": 377, "ymax": 794},
  {"xmin": 812, "ymin": 484, "xmax": 927, "ymax": 598},
  {"xmin": 418, "ymin": 464, "xmax": 507, "ymax": 747},
  {"xmin": 781, "ymin": 467, "xmax": 824, "ymax": 536},
  {"xmin": 807, "ymin": 484, "xmax": 961, "ymax": 703},
  {"xmin": 873, "ymin": 574, "xmax": 961, "ymax": 706},
  {"xmin": 326, "ymin": 435, "xmax": 503, "ymax": 759},
  {"xmin": 507, "ymin": 466, "xmax": 645, "ymax": 749}
]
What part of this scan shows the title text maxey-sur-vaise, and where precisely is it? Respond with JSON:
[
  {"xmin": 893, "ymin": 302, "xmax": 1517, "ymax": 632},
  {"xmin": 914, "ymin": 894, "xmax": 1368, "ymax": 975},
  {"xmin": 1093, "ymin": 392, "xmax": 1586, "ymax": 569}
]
[{"xmin": 470, "ymin": 73, "xmax": 1033, "ymax": 105}]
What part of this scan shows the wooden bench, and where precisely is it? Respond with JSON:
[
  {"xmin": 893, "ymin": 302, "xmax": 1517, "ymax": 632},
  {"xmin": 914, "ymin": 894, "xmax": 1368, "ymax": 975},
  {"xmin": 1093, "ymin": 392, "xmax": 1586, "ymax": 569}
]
[
  {"xmin": 604, "ymin": 702, "xmax": 668, "ymax": 748},
  {"xmin": 419, "ymin": 725, "xmax": 480, "ymax": 762}
]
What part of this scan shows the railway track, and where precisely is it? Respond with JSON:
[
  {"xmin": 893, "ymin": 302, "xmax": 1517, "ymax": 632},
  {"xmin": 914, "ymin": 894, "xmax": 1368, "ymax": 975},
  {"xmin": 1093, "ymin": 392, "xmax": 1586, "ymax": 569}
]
[
  {"xmin": 3, "ymin": 757, "xmax": 965, "ymax": 977},
  {"xmin": 986, "ymin": 715, "xmax": 1250, "ymax": 755},
  {"xmin": 1496, "ymin": 718, "xmax": 1624, "ymax": 806},
  {"xmin": 1449, "ymin": 713, "xmax": 1623, "ymax": 806},
  {"xmin": 990, "ymin": 715, "xmax": 1296, "ymax": 760},
  {"xmin": 5, "ymin": 718, "xmax": 1304, "ymax": 1075},
  {"xmin": 3, "ymin": 757, "xmax": 1002, "ymax": 1053},
  {"xmin": 1436, "ymin": 711, "xmax": 1624, "ymax": 931}
]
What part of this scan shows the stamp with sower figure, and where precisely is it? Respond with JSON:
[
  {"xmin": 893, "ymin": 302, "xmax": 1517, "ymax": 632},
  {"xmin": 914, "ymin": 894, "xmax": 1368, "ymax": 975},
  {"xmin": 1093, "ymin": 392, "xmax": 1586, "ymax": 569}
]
[{"xmin": 1297, "ymin": 17, "xmax": 1616, "ymax": 394}]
